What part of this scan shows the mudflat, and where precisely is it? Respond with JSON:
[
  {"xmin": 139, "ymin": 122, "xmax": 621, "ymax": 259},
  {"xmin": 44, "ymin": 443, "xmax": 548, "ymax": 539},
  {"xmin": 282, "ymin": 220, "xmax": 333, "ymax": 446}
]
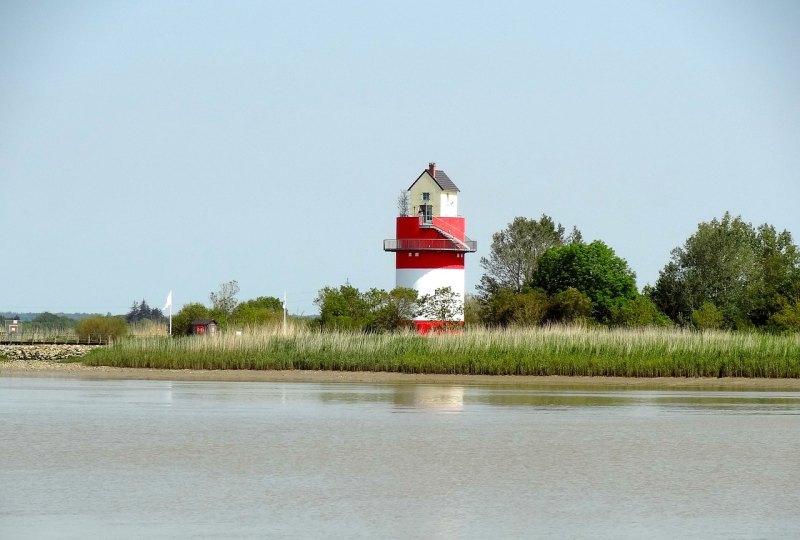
[{"xmin": 2, "ymin": 359, "xmax": 800, "ymax": 389}]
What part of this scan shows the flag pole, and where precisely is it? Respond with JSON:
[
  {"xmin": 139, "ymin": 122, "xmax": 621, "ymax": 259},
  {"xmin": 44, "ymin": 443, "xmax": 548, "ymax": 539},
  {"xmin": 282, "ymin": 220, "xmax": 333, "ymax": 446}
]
[
  {"xmin": 164, "ymin": 291, "xmax": 173, "ymax": 337},
  {"xmin": 283, "ymin": 292, "xmax": 287, "ymax": 335}
]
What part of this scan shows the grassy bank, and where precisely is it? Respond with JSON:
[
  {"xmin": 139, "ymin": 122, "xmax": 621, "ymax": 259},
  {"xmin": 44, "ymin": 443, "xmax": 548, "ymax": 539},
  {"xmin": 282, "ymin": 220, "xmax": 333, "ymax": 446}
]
[{"xmin": 81, "ymin": 326, "xmax": 800, "ymax": 378}]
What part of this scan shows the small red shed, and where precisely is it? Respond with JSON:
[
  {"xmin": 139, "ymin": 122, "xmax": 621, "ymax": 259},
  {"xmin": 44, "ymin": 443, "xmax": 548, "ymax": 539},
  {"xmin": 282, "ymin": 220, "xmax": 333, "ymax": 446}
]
[{"xmin": 190, "ymin": 319, "xmax": 218, "ymax": 336}]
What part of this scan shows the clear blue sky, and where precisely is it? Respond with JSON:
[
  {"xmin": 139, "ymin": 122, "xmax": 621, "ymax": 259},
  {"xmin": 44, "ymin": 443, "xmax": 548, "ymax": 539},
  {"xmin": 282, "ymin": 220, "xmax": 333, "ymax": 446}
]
[{"xmin": 2, "ymin": 1, "xmax": 798, "ymax": 315}]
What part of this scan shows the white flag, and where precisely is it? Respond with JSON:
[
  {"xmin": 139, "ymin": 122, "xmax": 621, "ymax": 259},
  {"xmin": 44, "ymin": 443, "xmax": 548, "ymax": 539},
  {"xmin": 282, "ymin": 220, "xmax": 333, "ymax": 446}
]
[{"xmin": 163, "ymin": 291, "xmax": 173, "ymax": 311}]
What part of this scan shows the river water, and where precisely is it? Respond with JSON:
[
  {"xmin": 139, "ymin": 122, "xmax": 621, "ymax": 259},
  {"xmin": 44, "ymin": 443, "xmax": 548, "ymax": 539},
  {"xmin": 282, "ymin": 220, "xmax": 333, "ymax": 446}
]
[{"xmin": 1, "ymin": 377, "xmax": 799, "ymax": 539}]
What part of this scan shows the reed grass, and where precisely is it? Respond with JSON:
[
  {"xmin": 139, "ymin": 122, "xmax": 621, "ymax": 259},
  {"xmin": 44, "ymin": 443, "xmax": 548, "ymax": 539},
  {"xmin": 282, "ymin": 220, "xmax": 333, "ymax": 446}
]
[{"xmin": 82, "ymin": 326, "xmax": 800, "ymax": 378}]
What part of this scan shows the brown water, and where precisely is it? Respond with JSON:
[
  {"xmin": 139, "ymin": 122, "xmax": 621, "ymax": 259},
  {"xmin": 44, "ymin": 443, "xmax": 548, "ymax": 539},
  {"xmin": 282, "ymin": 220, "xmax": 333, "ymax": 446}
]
[{"xmin": 1, "ymin": 377, "xmax": 799, "ymax": 539}]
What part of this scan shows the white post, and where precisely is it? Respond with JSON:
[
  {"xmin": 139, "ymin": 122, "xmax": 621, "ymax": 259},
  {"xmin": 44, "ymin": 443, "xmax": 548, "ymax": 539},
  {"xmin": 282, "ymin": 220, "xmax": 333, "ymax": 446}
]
[{"xmin": 169, "ymin": 302, "xmax": 172, "ymax": 337}]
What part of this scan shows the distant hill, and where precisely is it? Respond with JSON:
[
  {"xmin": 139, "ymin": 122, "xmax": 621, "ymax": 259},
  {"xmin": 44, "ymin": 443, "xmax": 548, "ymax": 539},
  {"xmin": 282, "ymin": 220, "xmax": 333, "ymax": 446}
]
[{"xmin": 0, "ymin": 312, "xmax": 100, "ymax": 322}]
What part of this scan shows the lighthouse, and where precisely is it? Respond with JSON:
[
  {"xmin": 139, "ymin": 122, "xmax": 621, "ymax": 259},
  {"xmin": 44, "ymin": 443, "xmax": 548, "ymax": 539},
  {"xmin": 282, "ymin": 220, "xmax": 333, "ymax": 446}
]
[{"xmin": 384, "ymin": 163, "xmax": 477, "ymax": 332}]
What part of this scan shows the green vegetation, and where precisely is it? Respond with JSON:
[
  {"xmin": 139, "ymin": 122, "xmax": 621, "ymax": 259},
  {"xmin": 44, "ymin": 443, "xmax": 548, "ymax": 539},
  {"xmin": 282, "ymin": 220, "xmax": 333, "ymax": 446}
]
[
  {"xmin": 125, "ymin": 300, "xmax": 166, "ymax": 324},
  {"xmin": 83, "ymin": 326, "xmax": 800, "ymax": 378},
  {"xmin": 31, "ymin": 312, "xmax": 79, "ymax": 329},
  {"xmin": 315, "ymin": 284, "xmax": 417, "ymax": 332},
  {"xmin": 533, "ymin": 241, "xmax": 638, "ymax": 322},
  {"xmin": 76, "ymin": 316, "xmax": 128, "ymax": 341},
  {"xmin": 478, "ymin": 214, "xmax": 582, "ymax": 295},
  {"xmin": 169, "ymin": 281, "xmax": 289, "ymax": 335},
  {"xmin": 475, "ymin": 212, "xmax": 800, "ymax": 333},
  {"xmin": 650, "ymin": 213, "xmax": 800, "ymax": 330},
  {"xmin": 417, "ymin": 287, "xmax": 463, "ymax": 326}
]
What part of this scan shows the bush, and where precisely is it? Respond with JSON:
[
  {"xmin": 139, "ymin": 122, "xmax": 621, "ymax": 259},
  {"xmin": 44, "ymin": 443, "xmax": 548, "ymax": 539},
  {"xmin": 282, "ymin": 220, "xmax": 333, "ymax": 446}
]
[
  {"xmin": 610, "ymin": 296, "xmax": 673, "ymax": 328},
  {"xmin": 691, "ymin": 302, "xmax": 724, "ymax": 330},
  {"xmin": 76, "ymin": 316, "xmax": 127, "ymax": 341},
  {"xmin": 548, "ymin": 288, "xmax": 594, "ymax": 324},
  {"xmin": 172, "ymin": 303, "xmax": 212, "ymax": 336},
  {"xmin": 768, "ymin": 300, "xmax": 800, "ymax": 333}
]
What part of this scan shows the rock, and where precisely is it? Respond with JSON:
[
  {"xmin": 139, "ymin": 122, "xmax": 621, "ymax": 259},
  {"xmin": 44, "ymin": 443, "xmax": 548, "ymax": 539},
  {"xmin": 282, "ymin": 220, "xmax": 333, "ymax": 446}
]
[{"xmin": 0, "ymin": 344, "xmax": 99, "ymax": 361}]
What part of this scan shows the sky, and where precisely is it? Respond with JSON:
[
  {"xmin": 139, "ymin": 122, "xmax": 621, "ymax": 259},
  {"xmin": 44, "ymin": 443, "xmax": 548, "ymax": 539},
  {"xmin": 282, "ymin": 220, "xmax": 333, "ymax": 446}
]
[{"xmin": 1, "ymin": 0, "xmax": 799, "ymax": 316}]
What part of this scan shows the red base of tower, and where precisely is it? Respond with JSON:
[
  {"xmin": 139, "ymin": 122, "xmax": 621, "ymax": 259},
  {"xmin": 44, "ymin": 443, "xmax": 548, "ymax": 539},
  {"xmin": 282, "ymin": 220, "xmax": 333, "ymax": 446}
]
[{"xmin": 413, "ymin": 320, "xmax": 465, "ymax": 335}]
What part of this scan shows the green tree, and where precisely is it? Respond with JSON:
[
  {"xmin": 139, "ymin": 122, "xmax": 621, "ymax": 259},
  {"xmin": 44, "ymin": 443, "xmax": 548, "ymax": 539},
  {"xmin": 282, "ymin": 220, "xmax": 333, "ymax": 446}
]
[
  {"xmin": 481, "ymin": 288, "xmax": 551, "ymax": 327},
  {"xmin": 464, "ymin": 294, "xmax": 483, "ymax": 327},
  {"xmin": 210, "ymin": 280, "xmax": 240, "ymax": 315},
  {"xmin": 480, "ymin": 288, "xmax": 519, "ymax": 327},
  {"xmin": 691, "ymin": 302, "xmax": 724, "ymax": 330},
  {"xmin": 231, "ymin": 296, "xmax": 284, "ymax": 327},
  {"xmin": 126, "ymin": 301, "xmax": 140, "ymax": 323},
  {"xmin": 315, "ymin": 285, "xmax": 417, "ymax": 332},
  {"xmin": 511, "ymin": 289, "xmax": 551, "ymax": 326},
  {"xmin": 76, "ymin": 316, "xmax": 127, "ymax": 341},
  {"xmin": 768, "ymin": 300, "xmax": 800, "ymax": 333},
  {"xmin": 547, "ymin": 287, "xmax": 594, "ymax": 324},
  {"xmin": 532, "ymin": 240, "xmax": 637, "ymax": 322},
  {"xmin": 417, "ymin": 286, "xmax": 463, "ymax": 326},
  {"xmin": 367, "ymin": 287, "xmax": 418, "ymax": 332},
  {"xmin": 315, "ymin": 284, "xmax": 370, "ymax": 330},
  {"xmin": 32, "ymin": 312, "xmax": 77, "ymax": 328},
  {"xmin": 478, "ymin": 215, "xmax": 582, "ymax": 295},
  {"xmin": 748, "ymin": 224, "xmax": 800, "ymax": 326},
  {"xmin": 650, "ymin": 213, "xmax": 800, "ymax": 329},
  {"xmin": 609, "ymin": 296, "xmax": 673, "ymax": 328},
  {"xmin": 172, "ymin": 303, "xmax": 212, "ymax": 336}
]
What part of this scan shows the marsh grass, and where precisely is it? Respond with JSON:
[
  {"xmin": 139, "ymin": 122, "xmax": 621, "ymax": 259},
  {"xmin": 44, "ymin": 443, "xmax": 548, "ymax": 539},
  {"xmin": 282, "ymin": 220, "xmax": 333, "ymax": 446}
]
[{"xmin": 83, "ymin": 325, "xmax": 800, "ymax": 378}]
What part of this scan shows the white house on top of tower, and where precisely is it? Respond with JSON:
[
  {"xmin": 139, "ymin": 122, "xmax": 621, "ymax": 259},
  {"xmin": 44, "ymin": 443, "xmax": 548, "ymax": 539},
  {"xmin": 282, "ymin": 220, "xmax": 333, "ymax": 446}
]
[{"xmin": 407, "ymin": 162, "xmax": 459, "ymax": 220}]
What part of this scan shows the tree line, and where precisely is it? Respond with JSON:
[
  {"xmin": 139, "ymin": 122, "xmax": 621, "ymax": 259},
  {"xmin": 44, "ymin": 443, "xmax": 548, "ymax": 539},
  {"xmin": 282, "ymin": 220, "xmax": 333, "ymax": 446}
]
[
  {"xmin": 475, "ymin": 212, "xmax": 800, "ymax": 332},
  {"xmin": 79, "ymin": 210, "xmax": 800, "ymax": 338},
  {"xmin": 171, "ymin": 280, "xmax": 290, "ymax": 335}
]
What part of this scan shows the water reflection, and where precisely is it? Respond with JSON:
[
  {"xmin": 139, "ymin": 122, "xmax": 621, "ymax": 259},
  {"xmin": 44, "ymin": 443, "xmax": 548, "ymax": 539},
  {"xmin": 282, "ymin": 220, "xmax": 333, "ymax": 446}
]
[
  {"xmin": 392, "ymin": 385, "xmax": 464, "ymax": 412},
  {"xmin": 314, "ymin": 383, "xmax": 800, "ymax": 415}
]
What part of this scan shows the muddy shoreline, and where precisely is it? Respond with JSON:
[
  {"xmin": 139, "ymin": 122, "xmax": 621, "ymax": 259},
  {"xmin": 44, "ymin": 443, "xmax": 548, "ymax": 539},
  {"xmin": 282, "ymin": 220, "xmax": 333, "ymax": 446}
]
[{"xmin": 2, "ymin": 359, "xmax": 800, "ymax": 389}]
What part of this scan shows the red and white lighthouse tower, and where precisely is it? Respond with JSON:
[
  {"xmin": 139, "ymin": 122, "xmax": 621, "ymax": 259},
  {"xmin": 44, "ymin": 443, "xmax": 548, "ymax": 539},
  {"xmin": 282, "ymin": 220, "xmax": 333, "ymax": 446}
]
[{"xmin": 384, "ymin": 163, "xmax": 477, "ymax": 333}]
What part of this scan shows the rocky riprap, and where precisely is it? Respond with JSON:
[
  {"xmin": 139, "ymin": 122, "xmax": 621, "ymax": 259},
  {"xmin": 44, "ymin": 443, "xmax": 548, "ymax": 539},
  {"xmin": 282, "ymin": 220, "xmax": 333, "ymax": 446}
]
[{"xmin": 0, "ymin": 344, "xmax": 98, "ymax": 361}]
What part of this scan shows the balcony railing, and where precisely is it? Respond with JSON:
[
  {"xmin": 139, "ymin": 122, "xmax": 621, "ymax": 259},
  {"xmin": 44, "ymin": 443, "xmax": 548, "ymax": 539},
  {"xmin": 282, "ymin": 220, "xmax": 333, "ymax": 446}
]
[{"xmin": 383, "ymin": 238, "xmax": 477, "ymax": 252}]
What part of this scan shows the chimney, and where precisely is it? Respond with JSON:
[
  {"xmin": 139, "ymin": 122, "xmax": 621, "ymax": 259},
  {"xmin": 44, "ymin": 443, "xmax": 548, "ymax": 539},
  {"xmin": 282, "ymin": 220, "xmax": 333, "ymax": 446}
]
[{"xmin": 428, "ymin": 162, "xmax": 436, "ymax": 176}]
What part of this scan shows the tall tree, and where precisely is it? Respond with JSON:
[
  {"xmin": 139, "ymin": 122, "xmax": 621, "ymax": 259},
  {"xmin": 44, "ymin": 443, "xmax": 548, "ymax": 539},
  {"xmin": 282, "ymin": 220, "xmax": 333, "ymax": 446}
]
[
  {"xmin": 650, "ymin": 213, "xmax": 799, "ymax": 328},
  {"xmin": 749, "ymin": 224, "xmax": 800, "ymax": 326},
  {"xmin": 126, "ymin": 301, "xmax": 140, "ymax": 323},
  {"xmin": 532, "ymin": 240, "xmax": 637, "ymax": 322},
  {"xmin": 478, "ymin": 215, "xmax": 581, "ymax": 295},
  {"xmin": 210, "ymin": 280, "xmax": 240, "ymax": 315}
]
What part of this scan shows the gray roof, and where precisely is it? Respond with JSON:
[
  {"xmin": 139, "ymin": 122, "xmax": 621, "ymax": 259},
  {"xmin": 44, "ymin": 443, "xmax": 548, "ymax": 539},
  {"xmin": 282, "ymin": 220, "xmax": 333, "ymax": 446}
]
[
  {"xmin": 434, "ymin": 170, "xmax": 459, "ymax": 192},
  {"xmin": 408, "ymin": 168, "xmax": 460, "ymax": 192}
]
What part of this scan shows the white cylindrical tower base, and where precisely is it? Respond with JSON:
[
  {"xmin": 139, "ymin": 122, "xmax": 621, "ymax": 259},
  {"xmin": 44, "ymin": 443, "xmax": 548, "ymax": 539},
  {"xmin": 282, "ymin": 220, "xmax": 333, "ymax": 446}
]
[{"xmin": 396, "ymin": 268, "xmax": 465, "ymax": 321}]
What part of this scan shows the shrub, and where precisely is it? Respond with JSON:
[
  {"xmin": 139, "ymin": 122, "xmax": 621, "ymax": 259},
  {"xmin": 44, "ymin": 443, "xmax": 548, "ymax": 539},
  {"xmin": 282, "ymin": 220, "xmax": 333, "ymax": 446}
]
[
  {"xmin": 691, "ymin": 302, "xmax": 724, "ymax": 330},
  {"xmin": 610, "ymin": 296, "xmax": 673, "ymax": 328},
  {"xmin": 76, "ymin": 316, "xmax": 127, "ymax": 341},
  {"xmin": 172, "ymin": 303, "xmax": 212, "ymax": 336},
  {"xmin": 548, "ymin": 287, "xmax": 594, "ymax": 324},
  {"xmin": 768, "ymin": 300, "xmax": 800, "ymax": 333}
]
